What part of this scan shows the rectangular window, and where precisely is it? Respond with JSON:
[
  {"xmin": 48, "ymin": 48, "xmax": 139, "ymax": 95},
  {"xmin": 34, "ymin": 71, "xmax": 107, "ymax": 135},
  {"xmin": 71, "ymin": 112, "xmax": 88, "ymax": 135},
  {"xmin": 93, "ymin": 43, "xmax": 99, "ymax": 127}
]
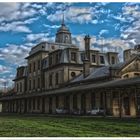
[
  {"xmin": 29, "ymin": 80, "xmax": 31, "ymax": 90},
  {"xmin": 100, "ymin": 56, "xmax": 105, "ymax": 64},
  {"xmin": 71, "ymin": 52, "xmax": 77, "ymax": 61},
  {"xmin": 20, "ymin": 82, "xmax": 22, "ymax": 92},
  {"xmin": 29, "ymin": 63, "xmax": 31, "ymax": 73},
  {"xmin": 38, "ymin": 77, "xmax": 40, "ymax": 88},
  {"xmin": 49, "ymin": 74, "xmax": 52, "ymax": 87},
  {"xmin": 33, "ymin": 79, "xmax": 35, "ymax": 89},
  {"xmin": 92, "ymin": 55, "xmax": 96, "ymax": 63},
  {"xmin": 38, "ymin": 60, "xmax": 40, "ymax": 70},
  {"xmin": 55, "ymin": 53, "xmax": 59, "ymax": 64},
  {"xmin": 134, "ymin": 73, "xmax": 140, "ymax": 77},
  {"xmin": 55, "ymin": 73, "xmax": 59, "ymax": 85},
  {"xmin": 33, "ymin": 62, "xmax": 36, "ymax": 72}
]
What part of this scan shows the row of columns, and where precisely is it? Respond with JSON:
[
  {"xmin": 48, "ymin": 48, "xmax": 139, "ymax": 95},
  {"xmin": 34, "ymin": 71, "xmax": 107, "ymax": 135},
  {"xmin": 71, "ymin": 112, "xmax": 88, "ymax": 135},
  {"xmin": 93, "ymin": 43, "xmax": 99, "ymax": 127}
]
[
  {"xmin": 2, "ymin": 91, "xmax": 110, "ymax": 115},
  {"xmin": 1, "ymin": 87, "xmax": 140, "ymax": 117}
]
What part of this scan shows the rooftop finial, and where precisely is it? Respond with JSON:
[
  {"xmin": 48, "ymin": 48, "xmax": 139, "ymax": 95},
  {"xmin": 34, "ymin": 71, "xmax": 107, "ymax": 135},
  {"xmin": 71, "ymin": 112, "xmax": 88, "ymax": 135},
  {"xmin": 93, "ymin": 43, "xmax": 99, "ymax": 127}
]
[{"xmin": 62, "ymin": 13, "xmax": 65, "ymax": 26}]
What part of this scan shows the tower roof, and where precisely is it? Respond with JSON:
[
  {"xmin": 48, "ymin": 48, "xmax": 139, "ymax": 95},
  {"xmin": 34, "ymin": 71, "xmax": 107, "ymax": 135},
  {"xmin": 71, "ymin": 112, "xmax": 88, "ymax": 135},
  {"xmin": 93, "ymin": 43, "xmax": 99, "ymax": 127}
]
[
  {"xmin": 56, "ymin": 14, "xmax": 70, "ymax": 34},
  {"xmin": 55, "ymin": 13, "xmax": 72, "ymax": 44}
]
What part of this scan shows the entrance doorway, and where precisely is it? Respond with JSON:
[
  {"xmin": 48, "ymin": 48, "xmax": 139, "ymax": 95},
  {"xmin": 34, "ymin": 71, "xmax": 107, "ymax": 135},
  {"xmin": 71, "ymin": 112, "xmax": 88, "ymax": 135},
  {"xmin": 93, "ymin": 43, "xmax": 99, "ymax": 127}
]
[
  {"xmin": 81, "ymin": 94, "xmax": 86, "ymax": 114},
  {"xmin": 64, "ymin": 95, "xmax": 70, "ymax": 111},
  {"xmin": 123, "ymin": 97, "xmax": 130, "ymax": 115}
]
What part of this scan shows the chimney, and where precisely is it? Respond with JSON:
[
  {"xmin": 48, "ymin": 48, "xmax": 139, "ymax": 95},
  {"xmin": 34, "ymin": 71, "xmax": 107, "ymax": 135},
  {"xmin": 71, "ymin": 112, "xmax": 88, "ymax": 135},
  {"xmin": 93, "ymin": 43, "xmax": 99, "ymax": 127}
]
[
  {"xmin": 84, "ymin": 35, "xmax": 91, "ymax": 60},
  {"xmin": 83, "ymin": 57, "xmax": 90, "ymax": 78},
  {"xmin": 83, "ymin": 35, "xmax": 91, "ymax": 78}
]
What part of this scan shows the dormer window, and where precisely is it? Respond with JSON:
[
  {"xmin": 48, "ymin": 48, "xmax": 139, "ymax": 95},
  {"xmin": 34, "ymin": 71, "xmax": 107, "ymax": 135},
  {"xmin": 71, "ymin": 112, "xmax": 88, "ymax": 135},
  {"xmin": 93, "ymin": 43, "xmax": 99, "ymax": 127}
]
[
  {"xmin": 92, "ymin": 55, "xmax": 96, "ymax": 63},
  {"xmin": 71, "ymin": 52, "xmax": 77, "ymax": 62},
  {"xmin": 100, "ymin": 56, "xmax": 105, "ymax": 64},
  {"xmin": 51, "ymin": 46, "xmax": 55, "ymax": 50},
  {"xmin": 111, "ymin": 56, "xmax": 115, "ymax": 64}
]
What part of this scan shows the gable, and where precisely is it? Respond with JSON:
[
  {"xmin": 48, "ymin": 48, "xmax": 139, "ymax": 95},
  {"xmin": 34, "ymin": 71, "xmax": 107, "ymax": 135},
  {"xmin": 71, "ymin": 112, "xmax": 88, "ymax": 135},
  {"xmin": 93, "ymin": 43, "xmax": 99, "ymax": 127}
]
[{"xmin": 120, "ymin": 58, "xmax": 140, "ymax": 78}]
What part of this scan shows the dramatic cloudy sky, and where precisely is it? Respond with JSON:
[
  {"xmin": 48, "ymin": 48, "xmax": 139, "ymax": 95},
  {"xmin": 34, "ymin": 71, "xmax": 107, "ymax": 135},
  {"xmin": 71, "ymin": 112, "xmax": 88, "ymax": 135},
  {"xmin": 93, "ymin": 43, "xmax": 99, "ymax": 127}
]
[{"xmin": 0, "ymin": 2, "xmax": 140, "ymax": 89}]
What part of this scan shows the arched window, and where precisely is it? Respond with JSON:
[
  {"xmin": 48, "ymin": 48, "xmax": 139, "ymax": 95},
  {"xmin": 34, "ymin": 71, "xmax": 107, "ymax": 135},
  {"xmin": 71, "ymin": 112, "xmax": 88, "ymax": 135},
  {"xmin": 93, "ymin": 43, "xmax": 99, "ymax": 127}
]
[{"xmin": 65, "ymin": 35, "xmax": 68, "ymax": 43}]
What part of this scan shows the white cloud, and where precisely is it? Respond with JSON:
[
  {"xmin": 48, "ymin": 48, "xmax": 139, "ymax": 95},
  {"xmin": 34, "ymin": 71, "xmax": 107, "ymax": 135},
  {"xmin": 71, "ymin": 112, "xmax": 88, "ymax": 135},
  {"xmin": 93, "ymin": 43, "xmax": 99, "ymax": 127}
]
[
  {"xmin": 73, "ymin": 34, "xmax": 131, "ymax": 58},
  {"xmin": 26, "ymin": 33, "xmax": 51, "ymax": 42},
  {"xmin": 0, "ymin": 44, "xmax": 31, "ymax": 66},
  {"xmin": 0, "ymin": 3, "xmax": 43, "ymax": 33},
  {"xmin": 91, "ymin": 20, "xmax": 98, "ymax": 24},
  {"xmin": 121, "ymin": 4, "xmax": 140, "ymax": 45},
  {"xmin": 0, "ymin": 21, "xmax": 31, "ymax": 33},
  {"xmin": 43, "ymin": 24, "xmax": 60, "ymax": 29},
  {"xmin": 0, "ymin": 3, "xmax": 37, "ymax": 22},
  {"xmin": 0, "ymin": 65, "xmax": 11, "ymax": 74},
  {"xmin": 47, "ymin": 7, "xmax": 95, "ymax": 24},
  {"xmin": 99, "ymin": 29, "xmax": 109, "ymax": 36}
]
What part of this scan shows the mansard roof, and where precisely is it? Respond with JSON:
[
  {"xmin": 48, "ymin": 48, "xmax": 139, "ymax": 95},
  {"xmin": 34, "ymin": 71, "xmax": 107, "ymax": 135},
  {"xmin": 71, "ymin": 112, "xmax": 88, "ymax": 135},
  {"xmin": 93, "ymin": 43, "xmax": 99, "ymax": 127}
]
[
  {"xmin": 13, "ymin": 66, "xmax": 27, "ymax": 81},
  {"xmin": 70, "ymin": 53, "xmax": 140, "ymax": 84},
  {"xmin": 71, "ymin": 66, "xmax": 110, "ymax": 83}
]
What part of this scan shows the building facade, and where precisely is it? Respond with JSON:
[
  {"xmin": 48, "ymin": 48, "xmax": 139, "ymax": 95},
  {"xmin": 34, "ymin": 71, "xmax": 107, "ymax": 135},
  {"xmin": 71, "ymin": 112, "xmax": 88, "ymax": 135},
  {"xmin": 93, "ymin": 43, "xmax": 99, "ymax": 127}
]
[{"xmin": 0, "ymin": 19, "xmax": 140, "ymax": 117}]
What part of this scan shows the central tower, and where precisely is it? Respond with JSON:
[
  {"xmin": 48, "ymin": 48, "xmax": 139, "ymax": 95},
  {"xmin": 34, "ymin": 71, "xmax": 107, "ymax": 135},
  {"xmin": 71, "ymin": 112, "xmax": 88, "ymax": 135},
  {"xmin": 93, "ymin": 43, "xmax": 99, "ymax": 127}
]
[{"xmin": 55, "ymin": 14, "xmax": 72, "ymax": 44}]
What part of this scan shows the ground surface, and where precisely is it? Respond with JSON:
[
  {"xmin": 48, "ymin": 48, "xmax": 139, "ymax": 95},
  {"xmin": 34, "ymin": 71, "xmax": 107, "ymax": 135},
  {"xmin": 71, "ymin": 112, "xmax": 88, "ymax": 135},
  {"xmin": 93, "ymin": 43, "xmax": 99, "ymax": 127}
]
[{"xmin": 0, "ymin": 114, "xmax": 139, "ymax": 137}]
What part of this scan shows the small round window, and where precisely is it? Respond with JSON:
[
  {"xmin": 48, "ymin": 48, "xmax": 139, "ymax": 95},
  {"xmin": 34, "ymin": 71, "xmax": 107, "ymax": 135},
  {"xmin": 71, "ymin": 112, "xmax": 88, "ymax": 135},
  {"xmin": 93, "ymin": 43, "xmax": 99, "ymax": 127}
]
[{"xmin": 71, "ymin": 72, "xmax": 76, "ymax": 77}]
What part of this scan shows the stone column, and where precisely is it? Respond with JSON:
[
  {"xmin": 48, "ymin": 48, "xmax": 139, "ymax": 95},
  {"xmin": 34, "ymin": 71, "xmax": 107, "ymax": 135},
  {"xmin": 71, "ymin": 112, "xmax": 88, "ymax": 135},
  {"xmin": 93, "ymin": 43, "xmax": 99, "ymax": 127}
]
[
  {"xmin": 45, "ymin": 96, "xmax": 49, "ymax": 114},
  {"xmin": 134, "ymin": 87, "xmax": 138, "ymax": 117},
  {"xmin": 77, "ymin": 94, "xmax": 81, "ymax": 113},
  {"xmin": 70, "ymin": 94, "xmax": 73, "ymax": 114},
  {"xmin": 103, "ymin": 91, "xmax": 107, "ymax": 116},
  {"xmin": 41, "ymin": 96, "xmax": 45, "ymax": 114},
  {"xmin": 119, "ymin": 90, "xmax": 122, "ymax": 118},
  {"xmin": 86, "ymin": 92, "xmax": 92, "ymax": 113},
  {"xmin": 110, "ymin": 90, "xmax": 113, "ymax": 116},
  {"xmin": 52, "ymin": 96, "xmax": 56, "ymax": 114},
  {"xmin": 59, "ymin": 95, "xmax": 64, "ymax": 109}
]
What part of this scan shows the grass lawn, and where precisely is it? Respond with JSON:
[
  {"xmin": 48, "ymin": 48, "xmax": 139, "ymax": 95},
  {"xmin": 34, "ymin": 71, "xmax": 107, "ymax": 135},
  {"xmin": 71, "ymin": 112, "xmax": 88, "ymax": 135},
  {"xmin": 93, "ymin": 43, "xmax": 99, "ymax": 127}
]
[{"xmin": 0, "ymin": 115, "xmax": 139, "ymax": 137}]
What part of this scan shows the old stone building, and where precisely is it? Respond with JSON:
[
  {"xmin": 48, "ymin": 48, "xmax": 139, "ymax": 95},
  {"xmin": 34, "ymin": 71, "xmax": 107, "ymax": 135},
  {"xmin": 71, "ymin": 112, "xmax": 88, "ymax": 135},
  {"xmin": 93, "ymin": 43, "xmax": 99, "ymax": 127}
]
[{"xmin": 0, "ymin": 18, "xmax": 140, "ymax": 117}]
